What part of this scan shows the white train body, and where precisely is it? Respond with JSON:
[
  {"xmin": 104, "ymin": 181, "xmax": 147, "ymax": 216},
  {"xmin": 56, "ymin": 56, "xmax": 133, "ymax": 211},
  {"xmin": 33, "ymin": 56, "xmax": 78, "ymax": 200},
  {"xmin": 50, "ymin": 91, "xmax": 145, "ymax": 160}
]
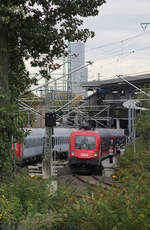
[
  {"xmin": 23, "ymin": 128, "xmax": 45, "ymax": 160},
  {"xmin": 15, "ymin": 128, "xmax": 75, "ymax": 164},
  {"xmin": 52, "ymin": 128, "xmax": 75, "ymax": 159},
  {"xmin": 14, "ymin": 127, "xmax": 125, "ymax": 165}
]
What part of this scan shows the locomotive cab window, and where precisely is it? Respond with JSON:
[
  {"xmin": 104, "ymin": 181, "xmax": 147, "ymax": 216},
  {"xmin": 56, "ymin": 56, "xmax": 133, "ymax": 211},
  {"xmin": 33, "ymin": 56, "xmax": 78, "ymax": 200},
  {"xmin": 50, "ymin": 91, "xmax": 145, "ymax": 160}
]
[{"xmin": 75, "ymin": 135, "xmax": 96, "ymax": 150}]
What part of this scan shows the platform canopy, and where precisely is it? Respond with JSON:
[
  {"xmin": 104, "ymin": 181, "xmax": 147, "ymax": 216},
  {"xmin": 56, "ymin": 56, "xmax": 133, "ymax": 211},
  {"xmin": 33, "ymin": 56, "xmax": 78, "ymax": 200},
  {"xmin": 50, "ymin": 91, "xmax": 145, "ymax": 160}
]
[{"xmin": 80, "ymin": 74, "xmax": 150, "ymax": 91}]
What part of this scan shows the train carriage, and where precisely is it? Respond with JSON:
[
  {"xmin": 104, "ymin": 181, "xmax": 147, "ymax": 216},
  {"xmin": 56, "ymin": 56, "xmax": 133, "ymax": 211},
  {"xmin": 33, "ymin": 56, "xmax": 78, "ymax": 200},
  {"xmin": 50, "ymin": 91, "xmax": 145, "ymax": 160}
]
[
  {"xmin": 13, "ymin": 127, "xmax": 75, "ymax": 165},
  {"xmin": 13, "ymin": 127, "xmax": 125, "ymax": 168},
  {"xmin": 52, "ymin": 128, "xmax": 75, "ymax": 160}
]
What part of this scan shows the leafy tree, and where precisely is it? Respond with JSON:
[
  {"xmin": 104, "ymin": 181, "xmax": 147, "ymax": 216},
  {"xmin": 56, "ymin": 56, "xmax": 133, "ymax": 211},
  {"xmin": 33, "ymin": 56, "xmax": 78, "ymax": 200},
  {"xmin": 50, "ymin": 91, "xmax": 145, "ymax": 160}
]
[
  {"xmin": 0, "ymin": 0, "xmax": 106, "ymax": 175},
  {"xmin": 135, "ymin": 86, "xmax": 150, "ymax": 148},
  {"xmin": 0, "ymin": 0, "xmax": 106, "ymax": 92}
]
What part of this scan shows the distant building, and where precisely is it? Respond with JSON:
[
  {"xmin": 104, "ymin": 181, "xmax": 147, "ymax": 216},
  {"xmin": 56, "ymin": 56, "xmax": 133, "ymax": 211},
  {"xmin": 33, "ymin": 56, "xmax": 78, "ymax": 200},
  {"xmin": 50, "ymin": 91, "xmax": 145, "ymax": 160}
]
[{"xmin": 70, "ymin": 42, "xmax": 88, "ymax": 97}]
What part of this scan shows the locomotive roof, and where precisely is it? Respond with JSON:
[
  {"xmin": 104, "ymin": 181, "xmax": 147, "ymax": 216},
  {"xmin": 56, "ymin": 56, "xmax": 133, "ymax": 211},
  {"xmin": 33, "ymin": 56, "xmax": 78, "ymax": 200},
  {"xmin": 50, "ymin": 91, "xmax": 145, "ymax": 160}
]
[
  {"xmin": 70, "ymin": 128, "xmax": 124, "ymax": 138},
  {"xmin": 24, "ymin": 128, "xmax": 124, "ymax": 138}
]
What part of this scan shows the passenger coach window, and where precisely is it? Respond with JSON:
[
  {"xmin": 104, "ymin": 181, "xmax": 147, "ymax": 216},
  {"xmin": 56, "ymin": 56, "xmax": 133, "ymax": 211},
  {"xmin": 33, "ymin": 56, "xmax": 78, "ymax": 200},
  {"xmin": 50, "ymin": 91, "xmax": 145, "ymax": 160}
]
[
  {"xmin": 75, "ymin": 135, "xmax": 96, "ymax": 150},
  {"xmin": 101, "ymin": 137, "xmax": 111, "ymax": 150}
]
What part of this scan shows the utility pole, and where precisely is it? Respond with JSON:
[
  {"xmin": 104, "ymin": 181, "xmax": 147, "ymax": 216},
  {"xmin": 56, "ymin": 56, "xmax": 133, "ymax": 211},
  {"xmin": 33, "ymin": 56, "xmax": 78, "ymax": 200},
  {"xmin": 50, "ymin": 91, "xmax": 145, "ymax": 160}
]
[
  {"xmin": 117, "ymin": 74, "xmax": 150, "ymax": 154},
  {"xmin": 127, "ymin": 101, "xmax": 136, "ymax": 152},
  {"xmin": 42, "ymin": 75, "xmax": 54, "ymax": 177},
  {"xmin": 63, "ymin": 56, "xmax": 66, "ymax": 91},
  {"xmin": 128, "ymin": 103, "xmax": 131, "ymax": 142},
  {"xmin": 107, "ymin": 106, "xmax": 110, "ymax": 128},
  {"xmin": 131, "ymin": 103, "xmax": 136, "ymax": 153},
  {"xmin": 67, "ymin": 41, "xmax": 72, "ymax": 113}
]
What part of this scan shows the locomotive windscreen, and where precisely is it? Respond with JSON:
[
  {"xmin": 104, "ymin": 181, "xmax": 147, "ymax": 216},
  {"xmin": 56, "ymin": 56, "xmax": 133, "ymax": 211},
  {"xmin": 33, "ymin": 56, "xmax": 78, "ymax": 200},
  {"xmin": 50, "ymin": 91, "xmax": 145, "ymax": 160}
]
[{"xmin": 75, "ymin": 135, "xmax": 96, "ymax": 150}]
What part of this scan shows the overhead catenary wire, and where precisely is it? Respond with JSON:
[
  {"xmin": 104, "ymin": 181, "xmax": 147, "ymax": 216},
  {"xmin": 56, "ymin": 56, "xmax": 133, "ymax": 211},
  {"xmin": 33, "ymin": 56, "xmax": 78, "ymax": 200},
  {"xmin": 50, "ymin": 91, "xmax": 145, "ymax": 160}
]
[
  {"xmin": 21, "ymin": 61, "xmax": 93, "ymax": 97},
  {"xmin": 88, "ymin": 44, "xmax": 150, "ymax": 78},
  {"xmin": 35, "ymin": 53, "xmax": 79, "ymax": 83},
  {"xmin": 18, "ymin": 100, "xmax": 45, "ymax": 118},
  {"xmin": 86, "ymin": 31, "xmax": 150, "ymax": 52},
  {"xmin": 88, "ymin": 69, "xmax": 150, "ymax": 88},
  {"xmin": 86, "ymin": 31, "xmax": 150, "ymax": 78},
  {"xmin": 94, "ymin": 33, "xmax": 150, "ymax": 58},
  {"xmin": 89, "ymin": 45, "xmax": 150, "ymax": 61},
  {"xmin": 118, "ymin": 70, "xmax": 150, "ymax": 77},
  {"xmin": 116, "ymin": 75, "xmax": 150, "ymax": 98},
  {"xmin": 18, "ymin": 62, "xmax": 92, "ymax": 118}
]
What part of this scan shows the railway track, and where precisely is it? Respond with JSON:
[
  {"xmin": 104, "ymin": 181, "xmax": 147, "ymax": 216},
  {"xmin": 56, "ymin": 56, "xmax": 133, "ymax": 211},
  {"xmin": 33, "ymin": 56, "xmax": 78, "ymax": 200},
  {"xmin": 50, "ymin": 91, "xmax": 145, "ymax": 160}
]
[
  {"xmin": 27, "ymin": 161, "xmax": 68, "ymax": 177},
  {"xmin": 27, "ymin": 161, "xmax": 117, "ymax": 189},
  {"xmin": 72, "ymin": 174, "xmax": 100, "ymax": 187},
  {"xmin": 28, "ymin": 163, "xmax": 43, "ymax": 176},
  {"xmin": 71, "ymin": 174, "xmax": 117, "ymax": 188}
]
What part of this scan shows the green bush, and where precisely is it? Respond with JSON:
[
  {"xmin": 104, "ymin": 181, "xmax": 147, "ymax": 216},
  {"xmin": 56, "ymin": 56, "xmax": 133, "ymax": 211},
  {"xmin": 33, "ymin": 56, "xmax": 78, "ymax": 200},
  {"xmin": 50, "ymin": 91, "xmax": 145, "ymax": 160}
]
[
  {"xmin": 0, "ymin": 168, "xmax": 52, "ymax": 222},
  {"xmin": 1, "ymin": 138, "xmax": 150, "ymax": 230},
  {"xmin": 50, "ymin": 140, "xmax": 150, "ymax": 230}
]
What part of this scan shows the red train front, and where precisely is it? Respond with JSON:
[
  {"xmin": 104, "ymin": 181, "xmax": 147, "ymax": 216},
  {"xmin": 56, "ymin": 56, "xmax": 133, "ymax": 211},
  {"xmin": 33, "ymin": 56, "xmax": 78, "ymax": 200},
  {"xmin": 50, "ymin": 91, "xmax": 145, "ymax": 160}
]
[{"xmin": 69, "ymin": 130, "xmax": 102, "ymax": 171}]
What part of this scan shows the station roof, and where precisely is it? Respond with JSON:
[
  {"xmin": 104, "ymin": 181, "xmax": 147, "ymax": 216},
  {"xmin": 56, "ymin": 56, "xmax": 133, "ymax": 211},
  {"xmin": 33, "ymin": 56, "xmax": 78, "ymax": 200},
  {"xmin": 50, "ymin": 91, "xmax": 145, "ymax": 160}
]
[{"xmin": 81, "ymin": 74, "xmax": 150, "ymax": 91}]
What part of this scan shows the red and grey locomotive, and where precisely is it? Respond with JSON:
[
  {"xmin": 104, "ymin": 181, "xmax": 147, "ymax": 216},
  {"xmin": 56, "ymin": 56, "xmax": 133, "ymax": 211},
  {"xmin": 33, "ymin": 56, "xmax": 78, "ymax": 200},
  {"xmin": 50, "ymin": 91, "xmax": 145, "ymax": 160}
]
[{"xmin": 68, "ymin": 128, "xmax": 125, "ymax": 173}]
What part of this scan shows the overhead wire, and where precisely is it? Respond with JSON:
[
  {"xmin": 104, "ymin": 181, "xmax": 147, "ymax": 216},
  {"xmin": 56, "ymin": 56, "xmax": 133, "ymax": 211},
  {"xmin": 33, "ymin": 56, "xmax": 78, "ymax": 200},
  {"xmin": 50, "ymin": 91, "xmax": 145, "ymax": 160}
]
[
  {"xmin": 86, "ymin": 36, "xmax": 150, "ymax": 60},
  {"xmin": 114, "ymin": 70, "xmax": 150, "ymax": 78},
  {"xmin": 87, "ymin": 42, "xmax": 150, "ymax": 79},
  {"xmin": 86, "ymin": 31, "xmax": 150, "ymax": 52},
  {"xmin": 99, "ymin": 45, "xmax": 150, "ymax": 61},
  {"xmin": 21, "ymin": 61, "xmax": 92, "ymax": 97},
  {"xmin": 85, "ymin": 31, "xmax": 150, "ymax": 78},
  {"xmin": 35, "ymin": 53, "xmax": 78, "ymax": 83}
]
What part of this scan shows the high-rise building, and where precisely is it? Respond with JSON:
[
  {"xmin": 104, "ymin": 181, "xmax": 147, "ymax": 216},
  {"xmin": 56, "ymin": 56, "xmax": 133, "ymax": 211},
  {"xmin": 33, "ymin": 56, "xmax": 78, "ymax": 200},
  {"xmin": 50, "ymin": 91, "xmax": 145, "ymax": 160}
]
[{"xmin": 70, "ymin": 42, "xmax": 88, "ymax": 97}]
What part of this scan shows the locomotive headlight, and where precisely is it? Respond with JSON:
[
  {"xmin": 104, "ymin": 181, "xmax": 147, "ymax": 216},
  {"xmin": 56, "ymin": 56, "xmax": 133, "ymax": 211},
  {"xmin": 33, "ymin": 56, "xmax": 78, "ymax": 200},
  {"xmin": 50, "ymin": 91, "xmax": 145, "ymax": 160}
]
[
  {"xmin": 71, "ymin": 151, "xmax": 75, "ymax": 156},
  {"xmin": 94, "ymin": 152, "xmax": 98, "ymax": 157}
]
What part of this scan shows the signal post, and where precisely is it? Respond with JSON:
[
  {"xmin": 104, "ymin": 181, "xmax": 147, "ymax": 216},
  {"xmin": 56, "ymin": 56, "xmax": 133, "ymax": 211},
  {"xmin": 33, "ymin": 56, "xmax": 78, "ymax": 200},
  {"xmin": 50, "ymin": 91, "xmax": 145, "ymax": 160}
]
[{"xmin": 42, "ymin": 112, "xmax": 56, "ymax": 178}]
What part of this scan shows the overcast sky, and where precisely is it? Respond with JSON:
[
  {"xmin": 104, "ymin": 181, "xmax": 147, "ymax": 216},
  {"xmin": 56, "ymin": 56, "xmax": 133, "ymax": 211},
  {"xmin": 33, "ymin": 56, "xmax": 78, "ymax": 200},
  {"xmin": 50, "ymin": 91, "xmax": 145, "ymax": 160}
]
[
  {"xmin": 84, "ymin": 0, "xmax": 150, "ymax": 81},
  {"xmin": 27, "ymin": 0, "xmax": 150, "ymax": 87}
]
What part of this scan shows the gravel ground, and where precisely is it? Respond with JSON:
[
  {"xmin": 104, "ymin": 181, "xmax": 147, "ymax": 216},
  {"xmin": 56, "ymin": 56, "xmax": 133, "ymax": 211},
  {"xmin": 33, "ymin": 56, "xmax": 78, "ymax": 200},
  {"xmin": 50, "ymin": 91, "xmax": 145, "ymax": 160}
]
[{"xmin": 56, "ymin": 157, "xmax": 117, "ymax": 190}]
